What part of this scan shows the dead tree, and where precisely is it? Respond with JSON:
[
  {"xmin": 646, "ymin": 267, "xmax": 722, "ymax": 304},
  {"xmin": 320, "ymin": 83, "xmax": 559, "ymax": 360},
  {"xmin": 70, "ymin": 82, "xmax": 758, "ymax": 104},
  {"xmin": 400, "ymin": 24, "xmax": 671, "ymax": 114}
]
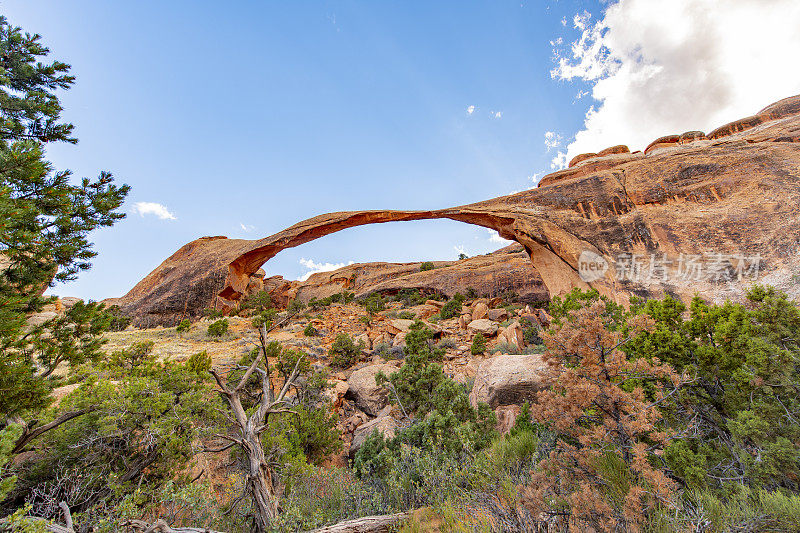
[{"xmin": 208, "ymin": 324, "xmax": 303, "ymax": 533}]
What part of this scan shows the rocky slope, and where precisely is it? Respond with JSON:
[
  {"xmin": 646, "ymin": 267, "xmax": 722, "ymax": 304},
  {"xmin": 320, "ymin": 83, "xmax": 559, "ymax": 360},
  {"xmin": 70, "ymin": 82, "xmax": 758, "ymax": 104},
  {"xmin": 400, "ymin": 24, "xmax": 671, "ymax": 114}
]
[{"xmin": 109, "ymin": 95, "xmax": 800, "ymax": 325}]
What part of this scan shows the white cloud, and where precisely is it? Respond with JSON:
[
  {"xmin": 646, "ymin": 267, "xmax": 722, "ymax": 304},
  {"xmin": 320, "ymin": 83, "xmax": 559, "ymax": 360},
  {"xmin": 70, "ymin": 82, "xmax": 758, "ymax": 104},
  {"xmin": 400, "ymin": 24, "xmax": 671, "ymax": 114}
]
[
  {"xmin": 492, "ymin": 111, "xmax": 502, "ymax": 119},
  {"xmin": 486, "ymin": 229, "xmax": 513, "ymax": 245},
  {"xmin": 298, "ymin": 258, "xmax": 354, "ymax": 282},
  {"xmin": 240, "ymin": 223, "xmax": 256, "ymax": 232},
  {"xmin": 544, "ymin": 131, "xmax": 563, "ymax": 151},
  {"xmin": 466, "ymin": 105, "xmax": 476, "ymax": 115},
  {"xmin": 132, "ymin": 202, "xmax": 176, "ymax": 220},
  {"xmin": 551, "ymin": 0, "xmax": 800, "ymax": 168}
]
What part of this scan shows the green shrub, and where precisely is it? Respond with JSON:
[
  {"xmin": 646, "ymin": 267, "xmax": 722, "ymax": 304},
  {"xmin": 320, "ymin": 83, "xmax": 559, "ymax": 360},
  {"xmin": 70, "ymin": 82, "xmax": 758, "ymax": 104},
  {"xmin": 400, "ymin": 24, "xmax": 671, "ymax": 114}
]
[
  {"xmin": 206, "ymin": 318, "xmax": 229, "ymax": 337},
  {"xmin": 202, "ymin": 308, "xmax": 224, "ymax": 319},
  {"xmin": 439, "ymin": 294, "xmax": 465, "ymax": 320},
  {"xmin": 420, "ymin": 262, "xmax": 435, "ymax": 272},
  {"xmin": 176, "ymin": 319, "xmax": 191, "ymax": 333},
  {"xmin": 303, "ymin": 323, "xmax": 318, "ymax": 337},
  {"xmin": 328, "ymin": 333, "xmax": 364, "ymax": 368},
  {"xmin": 364, "ymin": 294, "xmax": 386, "ymax": 314},
  {"xmin": 471, "ymin": 333, "xmax": 487, "ymax": 355},
  {"xmin": 104, "ymin": 305, "xmax": 132, "ymax": 331},
  {"xmin": 287, "ymin": 298, "xmax": 306, "ymax": 314},
  {"xmin": 393, "ymin": 289, "xmax": 426, "ymax": 307},
  {"xmin": 240, "ymin": 290, "xmax": 273, "ymax": 313},
  {"xmin": 396, "ymin": 310, "xmax": 415, "ymax": 320},
  {"xmin": 520, "ymin": 317, "xmax": 542, "ymax": 345},
  {"xmin": 185, "ymin": 350, "xmax": 212, "ymax": 376}
]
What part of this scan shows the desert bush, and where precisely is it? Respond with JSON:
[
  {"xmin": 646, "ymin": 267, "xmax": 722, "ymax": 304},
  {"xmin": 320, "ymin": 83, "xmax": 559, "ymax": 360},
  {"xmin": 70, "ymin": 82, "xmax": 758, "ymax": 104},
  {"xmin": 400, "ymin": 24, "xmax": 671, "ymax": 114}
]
[
  {"xmin": 104, "ymin": 305, "xmax": 132, "ymax": 331},
  {"xmin": 471, "ymin": 333, "xmax": 487, "ymax": 355},
  {"xmin": 522, "ymin": 300, "xmax": 680, "ymax": 532},
  {"xmin": 393, "ymin": 289, "xmax": 426, "ymax": 308},
  {"xmin": 364, "ymin": 294, "xmax": 385, "ymax": 314},
  {"xmin": 520, "ymin": 317, "xmax": 541, "ymax": 345},
  {"xmin": 202, "ymin": 308, "xmax": 224, "ymax": 319},
  {"xmin": 206, "ymin": 318, "xmax": 229, "ymax": 337},
  {"xmin": 396, "ymin": 310, "xmax": 415, "ymax": 320},
  {"xmin": 185, "ymin": 350, "xmax": 211, "ymax": 375},
  {"xmin": 328, "ymin": 333, "xmax": 364, "ymax": 368},
  {"xmin": 439, "ymin": 293, "xmax": 465, "ymax": 320},
  {"xmin": 437, "ymin": 337, "xmax": 457, "ymax": 350},
  {"xmin": 419, "ymin": 262, "xmax": 434, "ymax": 272},
  {"xmin": 287, "ymin": 298, "xmax": 306, "ymax": 314},
  {"xmin": 240, "ymin": 290, "xmax": 273, "ymax": 313},
  {"xmin": 175, "ymin": 318, "xmax": 191, "ymax": 333},
  {"xmin": 303, "ymin": 323, "xmax": 318, "ymax": 336}
]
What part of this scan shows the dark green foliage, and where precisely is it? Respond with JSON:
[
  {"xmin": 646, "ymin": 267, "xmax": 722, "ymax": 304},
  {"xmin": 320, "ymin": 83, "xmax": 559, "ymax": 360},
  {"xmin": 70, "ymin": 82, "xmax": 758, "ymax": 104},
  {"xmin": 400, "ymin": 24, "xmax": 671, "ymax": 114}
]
[
  {"xmin": 240, "ymin": 290, "xmax": 272, "ymax": 313},
  {"xmin": 624, "ymin": 286, "xmax": 800, "ymax": 492},
  {"xmin": 9, "ymin": 341, "xmax": 217, "ymax": 516},
  {"xmin": 328, "ymin": 333, "xmax": 364, "ymax": 368},
  {"xmin": 287, "ymin": 298, "xmax": 306, "ymax": 314},
  {"xmin": 458, "ymin": 253, "xmax": 469, "ymax": 260},
  {"xmin": 303, "ymin": 323, "xmax": 318, "ymax": 337},
  {"xmin": 0, "ymin": 15, "xmax": 129, "ymax": 420},
  {"xmin": 202, "ymin": 308, "xmax": 223, "ymax": 319},
  {"xmin": 309, "ymin": 291, "xmax": 355, "ymax": 309},
  {"xmin": 471, "ymin": 333, "xmax": 487, "ymax": 355},
  {"xmin": 548, "ymin": 287, "xmax": 626, "ymax": 328},
  {"xmin": 206, "ymin": 318, "xmax": 228, "ymax": 337},
  {"xmin": 393, "ymin": 289, "xmax": 426, "ymax": 307},
  {"xmin": 104, "ymin": 305, "xmax": 132, "ymax": 332},
  {"xmin": 364, "ymin": 294, "xmax": 385, "ymax": 314},
  {"xmin": 439, "ymin": 293, "xmax": 465, "ymax": 320},
  {"xmin": 520, "ymin": 317, "xmax": 542, "ymax": 345},
  {"xmin": 175, "ymin": 319, "xmax": 191, "ymax": 333},
  {"xmin": 396, "ymin": 310, "xmax": 415, "ymax": 320},
  {"xmin": 419, "ymin": 262, "xmax": 434, "ymax": 272},
  {"xmin": 185, "ymin": 350, "xmax": 211, "ymax": 376},
  {"xmin": 465, "ymin": 287, "xmax": 479, "ymax": 299},
  {"xmin": 358, "ymin": 321, "xmax": 497, "ymax": 479}
]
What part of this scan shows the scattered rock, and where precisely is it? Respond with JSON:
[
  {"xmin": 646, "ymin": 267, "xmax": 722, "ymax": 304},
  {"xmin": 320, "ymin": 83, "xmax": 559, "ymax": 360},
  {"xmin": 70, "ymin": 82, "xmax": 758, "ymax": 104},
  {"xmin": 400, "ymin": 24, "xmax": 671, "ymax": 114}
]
[
  {"xmin": 467, "ymin": 319, "xmax": 499, "ymax": 336},
  {"xmin": 387, "ymin": 319, "xmax": 415, "ymax": 335},
  {"xmin": 350, "ymin": 415, "xmax": 398, "ymax": 454},
  {"xmin": 346, "ymin": 362, "xmax": 399, "ymax": 416},
  {"xmin": 487, "ymin": 308, "xmax": 509, "ymax": 322},
  {"xmin": 472, "ymin": 302, "xmax": 489, "ymax": 321},
  {"xmin": 469, "ymin": 354, "xmax": 548, "ymax": 408}
]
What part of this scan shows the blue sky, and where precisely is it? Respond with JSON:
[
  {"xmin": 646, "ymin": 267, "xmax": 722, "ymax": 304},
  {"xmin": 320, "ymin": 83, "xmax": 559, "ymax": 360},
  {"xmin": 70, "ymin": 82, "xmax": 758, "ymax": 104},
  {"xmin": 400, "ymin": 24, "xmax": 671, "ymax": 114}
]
[{"xmin": 5, "ymin": 1, "xmax": 799, "ymax": 300}]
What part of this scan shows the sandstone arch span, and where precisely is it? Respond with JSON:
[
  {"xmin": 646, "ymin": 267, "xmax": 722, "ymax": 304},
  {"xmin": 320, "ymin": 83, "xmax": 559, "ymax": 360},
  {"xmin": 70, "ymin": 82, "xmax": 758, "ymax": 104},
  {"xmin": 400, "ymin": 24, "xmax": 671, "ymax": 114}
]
[
  {"xmin": 218, "ymin": 207, "xmax": 590, "ymax": 304},
  {"xmin": 108, "ymin": 95, "xmax": 800, "ymax": 325}
]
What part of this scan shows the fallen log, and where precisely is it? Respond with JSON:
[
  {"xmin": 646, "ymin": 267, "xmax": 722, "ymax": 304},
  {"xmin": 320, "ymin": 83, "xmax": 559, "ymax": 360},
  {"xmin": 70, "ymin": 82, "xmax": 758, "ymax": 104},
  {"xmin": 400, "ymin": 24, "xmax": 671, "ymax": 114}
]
[
  {"xmin": 306, "ymin": 511, "xmax": 412, "ymax": 533},
  {"xmin": 122, "ymin": 519, "xmax": 226, "ymax": 533}
]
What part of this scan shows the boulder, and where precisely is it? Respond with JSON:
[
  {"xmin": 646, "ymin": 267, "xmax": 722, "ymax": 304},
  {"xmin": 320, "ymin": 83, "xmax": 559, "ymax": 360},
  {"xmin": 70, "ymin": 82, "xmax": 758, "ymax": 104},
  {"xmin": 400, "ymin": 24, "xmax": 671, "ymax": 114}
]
[
  {"xmin": 467, "ymin": 319, "xmax": 498, "ymax": 336},
  {"xmin": 387, "ymin": 319, "xmax": 414, "ymax": 335},
  {"xmin": 496, "ymin": 320, "xmax": 525, "ymax": 350},
  {"xmin": 425, "ymin": 299, "xmax": 445, "ymax": 309},
  {"xmin": 355, "ymin": 333, "xmax": 372, "ymax": 350},
  {"xmin": 392, "ymin": 332, "xmax": 407, "ymax": 348},
  {"xmin": 26, "ymin": 311, "xmax": 58, "ymax": 327},
  {"xmin": 350, "ymin": 415, "xmax": 398, "ymax": 454},
  {"xmin": 346, "ymin": 363, "xmax": 398, "ymax": 416},
  {"xmin": 470, "ymin": 354, "xmax": 548, "ymax": 408},
  {"xmin": 487, "ymin": 308, "xmax": 509, "ymax": 322},
  {"xmin": 409, "ymin": 304, "xmax": 439, "ymax": 320},
  {"xmin": 324, "ymin": 379, "xmax": 349, "ymax": 411},
  {"xmin": 472, "ymin": 302, "xmax": 489, "ymax": 321}
]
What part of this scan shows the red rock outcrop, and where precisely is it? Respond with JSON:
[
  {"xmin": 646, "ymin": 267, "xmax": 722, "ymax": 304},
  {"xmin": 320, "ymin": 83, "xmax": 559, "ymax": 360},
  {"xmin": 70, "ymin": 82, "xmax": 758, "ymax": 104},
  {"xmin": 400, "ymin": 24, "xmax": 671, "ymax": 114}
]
[{"xmin": 109, "ymin": 95, "xmax": 800, "ymax": 325}]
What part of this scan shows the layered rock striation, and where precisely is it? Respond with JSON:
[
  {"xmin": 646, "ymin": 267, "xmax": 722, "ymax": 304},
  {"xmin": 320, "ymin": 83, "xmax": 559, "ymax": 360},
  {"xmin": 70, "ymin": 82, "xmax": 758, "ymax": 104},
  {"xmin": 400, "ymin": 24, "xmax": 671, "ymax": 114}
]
[{"xmin": 109, "ymin": 95, "xmax": 800, "ymax": 325}]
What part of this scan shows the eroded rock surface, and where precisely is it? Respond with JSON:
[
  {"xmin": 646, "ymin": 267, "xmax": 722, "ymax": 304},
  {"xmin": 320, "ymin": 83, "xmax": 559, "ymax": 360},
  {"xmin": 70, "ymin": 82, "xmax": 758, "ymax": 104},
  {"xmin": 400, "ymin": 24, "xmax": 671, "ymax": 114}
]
[{"xmin": 109, "ymin": 95, "xmax": 800, "ymax": 325}]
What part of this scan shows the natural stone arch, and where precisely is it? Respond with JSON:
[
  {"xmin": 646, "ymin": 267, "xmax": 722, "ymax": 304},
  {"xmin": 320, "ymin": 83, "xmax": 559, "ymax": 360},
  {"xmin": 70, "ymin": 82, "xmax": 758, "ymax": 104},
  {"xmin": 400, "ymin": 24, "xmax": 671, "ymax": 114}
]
[{"xmin": 218, "ymin": 207, "xmax": 590, "ymax": 303}]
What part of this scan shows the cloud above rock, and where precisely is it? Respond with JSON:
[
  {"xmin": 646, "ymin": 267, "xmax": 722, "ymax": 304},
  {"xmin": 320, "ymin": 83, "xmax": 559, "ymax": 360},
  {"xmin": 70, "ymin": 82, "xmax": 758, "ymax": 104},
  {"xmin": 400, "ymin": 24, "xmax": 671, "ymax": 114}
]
[{"xmin": 550, "ymin": 0, "xmax": 800, "ymax": 168}]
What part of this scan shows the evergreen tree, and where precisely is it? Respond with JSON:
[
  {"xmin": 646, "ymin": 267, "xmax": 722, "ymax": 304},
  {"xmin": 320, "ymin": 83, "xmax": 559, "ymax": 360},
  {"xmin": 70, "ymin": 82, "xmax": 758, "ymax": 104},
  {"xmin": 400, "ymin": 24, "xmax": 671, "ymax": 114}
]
[{"xmin": 0, "ymin": 15, "xmax": 128, "ymax": 433}]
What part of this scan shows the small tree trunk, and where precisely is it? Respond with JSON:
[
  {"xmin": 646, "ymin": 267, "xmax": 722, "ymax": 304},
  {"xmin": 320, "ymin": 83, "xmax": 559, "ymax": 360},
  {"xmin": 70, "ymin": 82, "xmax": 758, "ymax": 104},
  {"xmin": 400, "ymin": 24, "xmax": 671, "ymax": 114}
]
[{"xmin": 244, "ymin": 430, "xmax": 278, "ymax": 531}]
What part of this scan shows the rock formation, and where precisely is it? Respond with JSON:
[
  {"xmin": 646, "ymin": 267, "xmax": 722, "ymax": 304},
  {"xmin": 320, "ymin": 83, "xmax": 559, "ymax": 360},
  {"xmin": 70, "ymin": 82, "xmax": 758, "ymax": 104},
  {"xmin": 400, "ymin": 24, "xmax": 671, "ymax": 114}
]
[{"xmin": 109, "ymin": 95, "xmax": 800, "ymax": 325}]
